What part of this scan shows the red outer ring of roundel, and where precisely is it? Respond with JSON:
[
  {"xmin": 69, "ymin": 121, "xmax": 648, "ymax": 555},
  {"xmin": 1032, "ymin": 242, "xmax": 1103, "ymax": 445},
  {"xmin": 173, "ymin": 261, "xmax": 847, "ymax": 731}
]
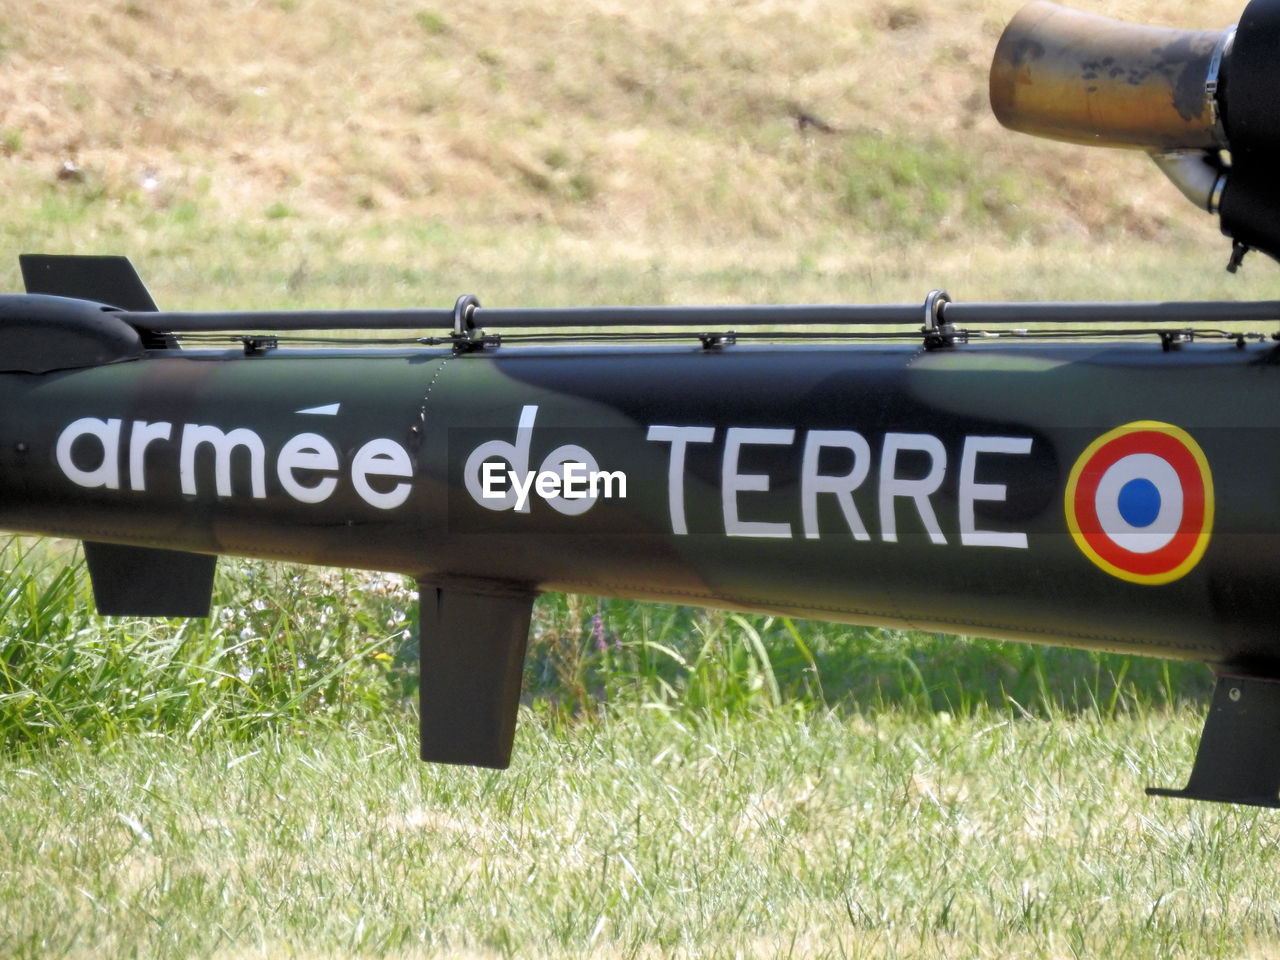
[{"xmin": 1070, "ymin": 430, "xmax": 1206, "ymax": 578}]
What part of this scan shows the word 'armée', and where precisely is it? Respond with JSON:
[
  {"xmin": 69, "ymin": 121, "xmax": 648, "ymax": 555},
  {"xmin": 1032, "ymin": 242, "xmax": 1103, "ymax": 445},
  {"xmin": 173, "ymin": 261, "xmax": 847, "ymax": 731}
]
[{"xmin": 56, "ymin": 418, "xmax": 414, "ymax": 510}]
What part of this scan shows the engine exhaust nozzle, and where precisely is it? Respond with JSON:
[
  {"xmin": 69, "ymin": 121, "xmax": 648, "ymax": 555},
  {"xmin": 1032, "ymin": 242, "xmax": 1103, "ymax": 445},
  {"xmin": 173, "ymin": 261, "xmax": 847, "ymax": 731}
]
[{"xmin": 989, "ymin": 1, "xmax": 1230, "ymax": 152}]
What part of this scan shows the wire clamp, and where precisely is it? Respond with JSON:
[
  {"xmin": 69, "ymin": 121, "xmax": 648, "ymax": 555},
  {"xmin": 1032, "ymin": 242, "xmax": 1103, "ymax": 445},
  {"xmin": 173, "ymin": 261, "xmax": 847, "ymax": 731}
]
[
  {"xmin": 452, "ymin": 295, "xmax": 486, "ymax": 353},
  {"xmin": 921, "ymin": 290, "xmax": 962, "ymax": 348}
]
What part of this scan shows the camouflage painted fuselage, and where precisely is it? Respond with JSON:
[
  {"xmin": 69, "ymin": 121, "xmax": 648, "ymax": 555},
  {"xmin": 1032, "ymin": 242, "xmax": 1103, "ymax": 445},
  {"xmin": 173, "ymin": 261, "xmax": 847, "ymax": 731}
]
[{"xmin": 1, "ymin": 337, "xmax": 1272, "ymax": 674}]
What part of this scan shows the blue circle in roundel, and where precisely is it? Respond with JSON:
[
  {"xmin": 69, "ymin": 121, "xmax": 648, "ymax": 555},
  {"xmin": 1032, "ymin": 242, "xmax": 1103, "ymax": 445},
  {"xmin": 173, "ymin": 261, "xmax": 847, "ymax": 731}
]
[{"xmin": 1117, "ymin": 477, "xmax": 1161, "ymax": 528}]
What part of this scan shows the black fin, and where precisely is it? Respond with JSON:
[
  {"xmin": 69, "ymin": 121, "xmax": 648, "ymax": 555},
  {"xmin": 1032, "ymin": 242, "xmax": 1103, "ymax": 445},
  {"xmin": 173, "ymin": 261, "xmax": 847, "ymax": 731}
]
[
  {"xmin": 1147, "ymin": 675, "xmax": 1280, "ymax": 808},
  {"xmin": 418, "ymin": 582, "xmax": 534, "ymax": 768},
  {"xmin": 20, "ymin": 255, "xmax": 158, "ymax": 310},
  {"xmin": 84, "ymin": 542, "xmax": 217, "ymax": 617},
  {"xmin": 20, "ymin": 255, "xmax": 174, "ymax": 349}
]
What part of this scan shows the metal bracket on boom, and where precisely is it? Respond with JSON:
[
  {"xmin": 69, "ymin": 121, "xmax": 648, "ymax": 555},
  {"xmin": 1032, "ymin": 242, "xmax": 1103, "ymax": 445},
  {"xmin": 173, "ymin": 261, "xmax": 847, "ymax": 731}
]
[
  {"xmin": 921, "ymin": 289, "xmax": 962, "ymax": 349},
  {"xmin": 1228, "ymin": 241, "xmax": 1251, "ymax": 274},
  {"xmin": 451, "ymin": 294, "xmax": 486, "ymax": 354},
  {"xmin": 1159, "ymin": 330, "xmax": 1193, "ymax": 352},
  {"xmin": 699, "ymin": 331, "xmax": 737, "ymax": 350},
  {"xmin": 1147, "ymin": 674, "xmax": 1280, "ymax": 808},
  {"xmin": 242, "ymin": 336, "xmax": 278, "ymax": 355}
]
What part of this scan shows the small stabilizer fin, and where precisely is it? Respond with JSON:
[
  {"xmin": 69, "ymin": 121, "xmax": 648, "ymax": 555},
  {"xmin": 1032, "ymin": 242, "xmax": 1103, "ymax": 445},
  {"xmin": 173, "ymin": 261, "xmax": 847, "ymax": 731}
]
[
  {"xmin": 417, "ymin": 582, "xmax": 535, "ymax": 768},
  {"xmin": 83, "ymin": 542, "xmax": 217, "ymax": 618},
  {"xmin": 20, "ymin": 254, "xmax": 158, "ymax": 311},
  {"xmin": 20, "ymin": 255, "xmax": 175, "ymax": 349},
  {"xmin": 1147, "ymin": 674, "xmax": 1280, "ymax": 808}
]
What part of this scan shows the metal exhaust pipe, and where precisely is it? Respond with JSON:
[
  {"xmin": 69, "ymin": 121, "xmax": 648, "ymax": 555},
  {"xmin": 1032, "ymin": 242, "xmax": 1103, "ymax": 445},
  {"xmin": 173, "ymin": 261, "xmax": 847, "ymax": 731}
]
[
  {"xmin": 990, "ymin": 0, "xmax": 1280, "ymax": 268},
  {"xmin": 989, "ymin": 1, "xmax": 1231, "ymax": 152}
]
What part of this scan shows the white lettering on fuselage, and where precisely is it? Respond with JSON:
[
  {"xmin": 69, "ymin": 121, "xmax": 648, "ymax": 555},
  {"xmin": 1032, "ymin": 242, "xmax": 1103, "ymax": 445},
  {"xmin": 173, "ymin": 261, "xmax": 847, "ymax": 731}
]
[
  {"xmin": 647, "ymin": 425, "xmax": 1032, "ymax": 546},
  {"xmin": 55, "ymin": 416, "xmax": 412, "ymax": 510}
]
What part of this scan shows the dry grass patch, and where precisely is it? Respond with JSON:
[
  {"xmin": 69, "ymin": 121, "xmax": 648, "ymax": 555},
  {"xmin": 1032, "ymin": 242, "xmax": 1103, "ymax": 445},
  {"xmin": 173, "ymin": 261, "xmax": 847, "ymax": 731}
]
[{"xmin": 0, "ymin": 0, "xmax": 1257, "ymax": 249}]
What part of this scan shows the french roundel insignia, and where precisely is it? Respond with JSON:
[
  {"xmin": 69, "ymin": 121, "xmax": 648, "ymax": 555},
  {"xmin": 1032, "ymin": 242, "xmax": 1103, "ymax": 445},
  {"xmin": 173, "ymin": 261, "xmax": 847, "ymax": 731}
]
[{"xmin": 1064, "ymin": 421, "xmax": 1214, "ymax": 585}]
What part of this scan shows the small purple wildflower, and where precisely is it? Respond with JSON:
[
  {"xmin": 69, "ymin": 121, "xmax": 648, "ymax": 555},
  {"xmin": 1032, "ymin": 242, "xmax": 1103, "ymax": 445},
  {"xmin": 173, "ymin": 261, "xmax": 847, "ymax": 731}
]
[{"xmin": 592, "ymin": 612, "xmax": 606, "ymax": 651}]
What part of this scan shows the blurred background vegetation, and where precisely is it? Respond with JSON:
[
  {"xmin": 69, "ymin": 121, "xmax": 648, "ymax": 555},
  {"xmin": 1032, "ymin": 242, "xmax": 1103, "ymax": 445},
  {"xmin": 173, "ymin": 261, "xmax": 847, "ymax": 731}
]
[
  {"xmin": 0, "ymin": 537, "xmax": 1214, "ymax": 751},
  {"xmin": 0, "ymin": 0, "xmax": 1272, "ymax": 306}
]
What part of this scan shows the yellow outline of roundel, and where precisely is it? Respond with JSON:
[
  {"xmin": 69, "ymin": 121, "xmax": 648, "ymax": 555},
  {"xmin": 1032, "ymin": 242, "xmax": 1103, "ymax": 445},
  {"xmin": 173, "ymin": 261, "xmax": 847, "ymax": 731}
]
[{"xmin": 1064, "ymin": 421, "xmax": 1214, "ymax": 585}]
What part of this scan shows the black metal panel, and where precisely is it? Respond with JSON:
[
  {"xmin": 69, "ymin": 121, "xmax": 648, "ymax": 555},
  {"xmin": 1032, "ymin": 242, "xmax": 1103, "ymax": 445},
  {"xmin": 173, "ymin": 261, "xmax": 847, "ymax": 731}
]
[
  {"xmin": 20, "ymin": 254, "xmax": 158, "ymax": 311},
  {"xmin": 19, "ymin": 254, "xmax": 178, "ymax": 349},
  {"xmin": 0, "ymin": 295, "xmax": 145, "ymax": 373},
  {"xmin": 1147, "ymin": 674, "xmax": 1280, "ymax": 807},
  {"xmin": 418, "ymin": 582, "xmax": 534, "ymax": 768},
  {"xmin": 1221, "ymin": 0, "xmax": 1280, "ymax": 155},
  {"xmin": 83, "ymin": 541, "xmax": 217, "ymax": 617}
]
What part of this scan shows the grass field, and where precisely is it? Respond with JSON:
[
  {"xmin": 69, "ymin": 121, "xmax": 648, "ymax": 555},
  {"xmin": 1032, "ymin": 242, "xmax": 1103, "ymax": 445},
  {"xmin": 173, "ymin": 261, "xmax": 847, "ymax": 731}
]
[
  {"xmin": 1, "ymin": 545, "xmax": 1275, "ymax": 959},
  {"xmin": 6, "ymin": 708, "xmax": 1280, "ymax": 960},
  {"xmin": 5, "ymin": 0, "xmax": 1280, "ymax": 956}
]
